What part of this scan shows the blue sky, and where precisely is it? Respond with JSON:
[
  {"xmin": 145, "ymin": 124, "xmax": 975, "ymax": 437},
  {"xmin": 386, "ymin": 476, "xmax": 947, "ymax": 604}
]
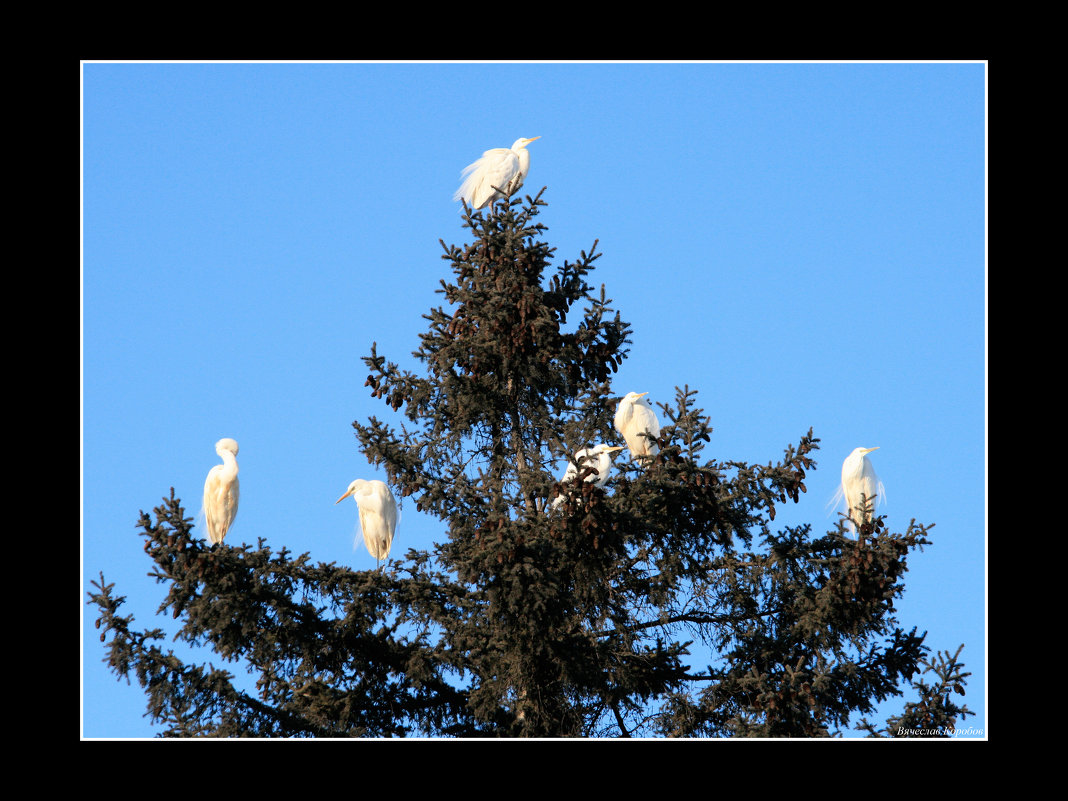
[{"xmin": 81, "ymin": 61, "xmax": 986, "ymax": 739}]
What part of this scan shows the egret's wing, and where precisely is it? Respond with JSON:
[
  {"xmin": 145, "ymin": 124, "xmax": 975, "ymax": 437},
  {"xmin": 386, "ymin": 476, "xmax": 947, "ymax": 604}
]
[
  {"xmin": 858, "ymin": 463, "xmax": 885, "ymax": 509},
  {"xmin": 551, "ymin": 457, "xmax": 581, "ymax": 510},
  {"xmin": 380, "ymin": 491, "xmax": 399, "ymax": 532},
  {"xmin": 476, "ymin": 150, "xmax": 520, "ymax": 194},
  {"xmin": 454, "ymin": 148, "xmax": 520, "ymax": 207},
  {"xmin": 456, "ymin": 152, "xmax": 493, "ymax": 180},
  {"xmin": 203, "ymin": 468, "xmax": 222, "ymax": 540},
  {"xmin": 356, "ymin": 486, "xmax": 389, "ymax": 518},
  {"xmin": 632, "ymin": 405, "xmax": 660, "ymax": 455},
  {"xmin": 454, "ymin": 148, "xmax": 510, "ymax": 193},
  {"xmin": 203, "ymin": 467, "xmax": 238, "ymax": 543},
  {"xmin": 355, "ymin": 485, "xmax": 397, "ymax": 559},
  {"xmin": 639, "ymin": 404, "xmax": 661, "ymax": 437},
  {"xmin": 588, "ymin": 456, "xmax": 610, "ymax": 487},
  {"xmin": 356, "ymin": 508, "xmax": 373, "ymax": 552},
  {"xmin": 227, "ymin": 475, "xmax": 239, "ymax": 513},
  {"xmin": 358, "ymin": 509, "xmax": 394, "ymax": 561},
  {"xmin": 203, "ymin": 466, "xmax": 220, "ymax": 499}
]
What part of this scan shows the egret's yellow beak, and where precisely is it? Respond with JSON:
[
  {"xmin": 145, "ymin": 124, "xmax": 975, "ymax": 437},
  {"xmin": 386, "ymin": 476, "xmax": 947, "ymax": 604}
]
[
  {"xmin": 608, "ymin": 446, "xmax": 624, "ymax": 453},
  {"xmin": 335, "ymin": 489, "xmax": 355, "ymax": 505},
  {"xmin": 527, "ymin": 136, "xmax": 541, "ymax": 143},
  {"xmin": 637, "ymin": 392, "xmax": 648, "ymax": 398},
  {"xmin": 863, "ymin": 447, "xmax": 880, "ymax": 454}
]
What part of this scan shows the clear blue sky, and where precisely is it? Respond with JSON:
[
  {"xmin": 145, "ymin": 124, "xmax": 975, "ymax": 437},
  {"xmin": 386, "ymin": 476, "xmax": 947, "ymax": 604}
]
[{"xmin": 81, "ymin": 61, "xmax": 986, "ymax": 739}]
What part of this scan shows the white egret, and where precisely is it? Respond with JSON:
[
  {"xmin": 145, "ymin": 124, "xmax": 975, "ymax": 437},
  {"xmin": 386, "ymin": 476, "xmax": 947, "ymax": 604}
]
[
  {"xmin": 203, "ymin": 438, "xmax": 239, "ymax": 545},
  {"xmin": 550, "ymin": 444, "xmax": 623, "ymax": 510},
  {"xmin": 614, "ymin": 392, "xmax": 661, "ymax": 461},
  {"xmin": 335, "ymin": 479, "xmax": 399, "ymax": 567},
  {"xmin": 453, "ymin": 137, "xmax": 540, "ymax": 210},
  {"xmin": 835, "ymin": 446, "xmax": 886, "ymax": 532}
]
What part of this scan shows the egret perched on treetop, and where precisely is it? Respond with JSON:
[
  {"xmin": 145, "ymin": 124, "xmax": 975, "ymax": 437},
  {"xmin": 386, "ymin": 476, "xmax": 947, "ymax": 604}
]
[
  {"xmin": 834, "ymin": 446, "xmax": 885, "ymax": 533},
  {"xmin": 335, "ymin": 479, "xmax": 399, "ymax": 568},
  {"xmin": 614, "ymin": 392, "xmax": 661, "ymax": 461},
  {"xmin": 203, "ymin": 438, "xmax": 239, "ymax": 545},
  {"xmin": 454, "ymin": 137, "xmax": 540, "ymax": 210},
  {"xmin": 550, "ymin": 444, "xmax": 623, "ymax": 510}
]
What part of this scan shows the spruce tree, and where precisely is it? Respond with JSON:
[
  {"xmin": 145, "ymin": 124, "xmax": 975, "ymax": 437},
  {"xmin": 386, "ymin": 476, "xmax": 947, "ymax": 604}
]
[{"xmin": 89, "ymin": 190, "xmax": 971, "ymax": 737}]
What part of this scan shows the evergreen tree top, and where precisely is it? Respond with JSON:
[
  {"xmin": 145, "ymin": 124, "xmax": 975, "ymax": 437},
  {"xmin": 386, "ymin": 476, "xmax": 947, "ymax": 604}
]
[{"xmin": 89, "ymin": 190, "xmax": 971, "ymax": 738}]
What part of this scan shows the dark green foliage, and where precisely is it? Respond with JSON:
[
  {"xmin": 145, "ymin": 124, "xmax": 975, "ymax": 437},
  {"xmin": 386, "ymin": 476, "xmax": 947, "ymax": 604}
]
[
  {"xmin": 90, "ymin": 490, "xmax": 474, "ymax": 737},
  {"xmin": 89, "ymin": 190, "xmax": 970, "ymax": 737},
  {"xmin": 856, "ymin": 644, "xmax": 973, "ymax": 737}
]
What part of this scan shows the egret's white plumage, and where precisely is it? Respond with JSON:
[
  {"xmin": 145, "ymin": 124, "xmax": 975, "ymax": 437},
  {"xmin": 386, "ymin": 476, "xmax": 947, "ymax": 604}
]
[
  {"xmin": 835, "ymin": 446, "xmax": 886, "ymax": 532},
  {"xmin": 454, "ymin": 137, "xmax": 540, "ymax": 210},
  {"xmin": 614, "ymin": 392, "xmax": 661, "ymax": 460},
  {"xmin": 550, "ymin": 444, "xmax": 623, "ymax": 510},
  {"xmin": 335, "ymin": 479, "xmax": 399, "ymax": 566},
  {"xmin": 203, "ymin": 438, "xmax": 239, "ymax": 545}
]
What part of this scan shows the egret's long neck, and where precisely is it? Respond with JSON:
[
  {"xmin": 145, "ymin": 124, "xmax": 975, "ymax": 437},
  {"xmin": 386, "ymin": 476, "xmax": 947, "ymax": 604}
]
[
  {"xmin": 516, "ymin": 149, "xmax": 531, "ymax": 179},
  {"xmin": 217, "ymin": 450, "xmax": 239, "ymax": 478}
]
